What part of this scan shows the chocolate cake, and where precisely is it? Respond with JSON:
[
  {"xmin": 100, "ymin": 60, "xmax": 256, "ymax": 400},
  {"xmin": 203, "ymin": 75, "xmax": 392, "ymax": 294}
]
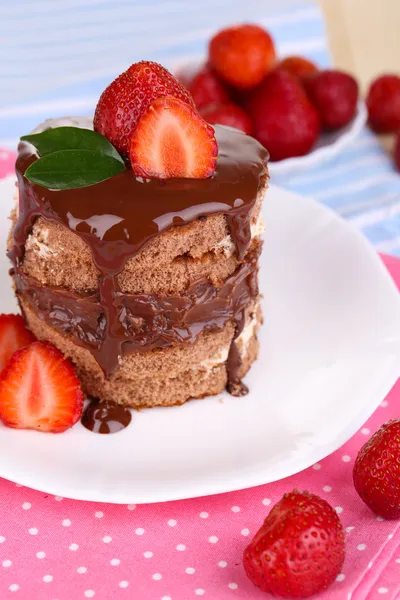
[{"xmin": 8, "ymin": 117, "xmax": 268, "ymax": 409}]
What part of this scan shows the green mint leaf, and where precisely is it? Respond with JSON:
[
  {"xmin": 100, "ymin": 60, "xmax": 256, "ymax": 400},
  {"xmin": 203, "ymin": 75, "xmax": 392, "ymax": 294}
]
[
  {"xmin": 24, "ymin": 149, "xmax": 125, "ymax": 190},
  {"xmin": 21, "ymin": 127, "xmax": 124, "ymax": 164}
]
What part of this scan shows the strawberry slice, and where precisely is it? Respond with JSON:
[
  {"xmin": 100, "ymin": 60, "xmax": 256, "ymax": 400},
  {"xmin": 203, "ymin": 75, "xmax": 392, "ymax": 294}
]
[
  {"xmin": 0, "ymin": 341, "xmax": 84, "ymax": 433},
  {"xmin": 130, "ymin": 96, "xmax": 218, "ymax": 179},
  {"xmin": 0, "ymin": 314, "xmax": 36, "ymax": 374}
]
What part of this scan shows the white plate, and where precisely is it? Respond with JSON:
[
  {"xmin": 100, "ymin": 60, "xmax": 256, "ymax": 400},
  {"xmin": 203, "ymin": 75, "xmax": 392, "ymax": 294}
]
[
  {"xmin": 173, "ymin": 59, "xmax": 367, "ymax": 178},
  {"xmin": 0, "ymin": 178, "xmax": 400, "ymax": 504}
]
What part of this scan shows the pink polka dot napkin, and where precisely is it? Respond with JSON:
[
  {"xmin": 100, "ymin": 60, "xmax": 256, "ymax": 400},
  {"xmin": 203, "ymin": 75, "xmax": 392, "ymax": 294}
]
[{"xmin": 0, "ymin": 152, "xmax": 399, "ymax": 599}]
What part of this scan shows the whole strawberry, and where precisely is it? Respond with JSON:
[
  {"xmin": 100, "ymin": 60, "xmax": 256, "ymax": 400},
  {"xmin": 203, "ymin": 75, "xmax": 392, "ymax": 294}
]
[
  {"xmin": 94, "ymin": 61, "xmax": 195, "ymax": 159},
  {"xmin": 395, "ymin": 132, "xmax": 400, "ymax": 172},
  {"xmin": 200, "ymin": 102, "xmax": 252, "ymax": 134},
  {"xmin": 187, "ymin": 65, "xmax": 230, "ymax": 109},
  {"xmin": 248, "ymin": 70, "xmax": 320, "ymax": 161},
  {"xmin": 243, "ymin": 490, "xmax": 345, "ymax": 598},
  {"xmin": 305, "ymin": 70, "xmax": 358, "ymax": 130},
  {"xmin": 367, "ymin": 74, "xmax": 400, "ymax": 133},
  {"xmin": 278, "ymin": 56, "xmax": 318, "ymax": 81},
  {"xmin": 209, "ymin": 24, "xmax": 276, "ymax": 90},
  {"xmin": 353, "ymin": 419, "xmax": 400, "ymax": 519}
]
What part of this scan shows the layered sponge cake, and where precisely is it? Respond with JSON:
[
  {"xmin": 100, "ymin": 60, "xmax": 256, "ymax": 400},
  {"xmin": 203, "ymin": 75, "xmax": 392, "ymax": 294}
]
[{"xmin": 8, "ymin": 63, "xmax": 268, "ymax": 411}]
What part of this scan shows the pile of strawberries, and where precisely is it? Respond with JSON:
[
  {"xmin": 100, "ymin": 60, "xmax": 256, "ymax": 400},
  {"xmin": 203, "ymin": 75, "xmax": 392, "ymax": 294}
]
[{"xmin": 179, "ymin": 23, "xmax": 359, "ymax": 161}]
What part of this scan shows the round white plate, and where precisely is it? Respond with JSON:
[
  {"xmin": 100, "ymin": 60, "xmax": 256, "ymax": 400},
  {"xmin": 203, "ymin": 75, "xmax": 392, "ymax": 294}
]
[
  {"xmin": 173, "ymin": 59, "xmax": 367, "ymax": 178},
  {"xmin": 0, "ymin": 178, "xmax": 400, "ymax": 504}
]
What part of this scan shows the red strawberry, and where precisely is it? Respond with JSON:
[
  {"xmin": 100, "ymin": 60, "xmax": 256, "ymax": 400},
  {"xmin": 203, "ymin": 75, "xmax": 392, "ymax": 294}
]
[
  {"xmin": 130, "ymin": 96, "xmax": 218, "ymax": 179},
  {"xmin": 243, "ymin": 490, "xmax": 345, "ymax": 598},
  {"xmin": 209, "ymin": 24, "xmax": 276, "ymax": 90},
  {"xmin": 278, "ymin": 55, "xmax": 319, "ymax": 81},
  {"xmin": 200, "ymin": 102, "xmax": 252, "ymax": 135},
  {"xmin": 187, "ymin": 66, "xmax": 230, "ymax": 109},
  {"xmin": 0, "ymin": 341, "xmax": 84, "ymax": 433},
  {"xmin": 94, "ymin": 61, "xmax": 195, "ymax": 159},
  {"xmin": 0, "ymin": 314, "xmax": 35, "ymax": 373},
  {"xmin": 366, "ymin": 74, "xmax": 400, "ymax": 133},
  {"xmin": 353, "ymin": 419, "xmax": 400, "ymax": 519},
  {"xmin": 395, "ymin": 132, "xmax": 400, "ymax": 172},
  {"xmin": 304, "ymin": 70, "xmax": 358, "ymax": 130},
  {"xmin": 248, "ymin": 69, "xmax": 320, "ymax": 161}
]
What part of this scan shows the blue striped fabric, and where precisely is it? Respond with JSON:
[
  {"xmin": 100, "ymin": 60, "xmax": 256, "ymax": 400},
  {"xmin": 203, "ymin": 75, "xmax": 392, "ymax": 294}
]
[{"xmin": 2, "ymin": 0, "xmax": 400, "ymax": 255}]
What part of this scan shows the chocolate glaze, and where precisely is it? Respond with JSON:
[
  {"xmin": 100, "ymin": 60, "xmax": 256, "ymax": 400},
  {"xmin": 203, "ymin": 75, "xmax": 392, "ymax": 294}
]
[
  {"xmin": 10, "ymin": 123, "xmax": 268, "ymax": 393},
  {"xmin": 226, "ymin": 308, "xmax": 249, "ymax": 397},
  {"xmin": 81, "ymin": 399, "xmax": 132, "ymax": 434}
]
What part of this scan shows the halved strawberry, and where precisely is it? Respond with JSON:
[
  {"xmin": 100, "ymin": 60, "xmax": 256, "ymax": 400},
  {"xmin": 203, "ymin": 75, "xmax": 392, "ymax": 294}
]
[
  {"xmin": 130, "ymin": 96, "xmax": 218, "ymax": 179},
  {"xmin": 0, "ymin": 341, "xmax": 84, "ymax": 433},
  {"xmin": 94, "ymin": 61, "xmax": 195, "ymax": 159},
  {"xmin": 0, "ymin": 314, "xmax": 36, "ymax": 374}
]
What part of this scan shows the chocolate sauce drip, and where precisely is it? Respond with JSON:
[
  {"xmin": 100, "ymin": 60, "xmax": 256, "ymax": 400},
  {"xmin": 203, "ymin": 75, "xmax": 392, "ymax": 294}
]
[
  {"xmin": 81, "ymin": 399, "xmax": 132, "ymax": 434},
  {"xmin": 11, "ymin": 124, "xmax": 268, "ymax": 392},
  {"xmin": 226, "ymin": 309, "xmax": 249, "ymax": 397}
]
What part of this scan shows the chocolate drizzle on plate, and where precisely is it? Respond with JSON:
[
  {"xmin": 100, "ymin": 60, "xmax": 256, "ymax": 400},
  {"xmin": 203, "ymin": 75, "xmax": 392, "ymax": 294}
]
[
  {"xmin": 10, "ymin": 123, "xmax": 268, "ymax": 405},
  {"xmin": 81, "ymin": 398, "xmax": 132, "ymax": 434}
]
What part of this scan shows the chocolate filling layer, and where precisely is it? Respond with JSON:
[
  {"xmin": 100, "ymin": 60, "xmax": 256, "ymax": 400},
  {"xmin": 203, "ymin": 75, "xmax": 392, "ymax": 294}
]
[
  {"xmin": 10, "ymin": 124, "xmax": 268, "ymax": 391},
  {"xmin": 13, "ymin": 246, "xmax": 260, "ymax": 365}
]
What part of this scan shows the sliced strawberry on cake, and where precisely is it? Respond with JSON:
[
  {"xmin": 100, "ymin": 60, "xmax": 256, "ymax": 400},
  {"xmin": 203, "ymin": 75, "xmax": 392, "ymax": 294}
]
[{"xmin": 129, "ymin": 96, "xmax": 218, "ymax": 178}]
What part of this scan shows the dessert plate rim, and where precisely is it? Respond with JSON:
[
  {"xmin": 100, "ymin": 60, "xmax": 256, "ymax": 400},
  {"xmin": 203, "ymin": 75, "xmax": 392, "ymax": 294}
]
[{"xmin": 0, "ymin": 179, "xmax": 399, "ymax": 504}]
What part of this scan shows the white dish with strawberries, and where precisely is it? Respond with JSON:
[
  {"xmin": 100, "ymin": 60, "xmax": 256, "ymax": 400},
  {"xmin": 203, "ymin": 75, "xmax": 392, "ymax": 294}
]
[
  {"xmin": 0, "ymin": 175, "xmax": 399, "ymax": 503},
  {"xmin": 173, "ymin": 23, "xmax": 368, "ymax": 178},
  {"xmin": 268, "ymin": 99, "xmax": 367, "ymax": 176},
  {"xmin": 175, "ymin": 57, "xmax": 368, "ymax": 178}
]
